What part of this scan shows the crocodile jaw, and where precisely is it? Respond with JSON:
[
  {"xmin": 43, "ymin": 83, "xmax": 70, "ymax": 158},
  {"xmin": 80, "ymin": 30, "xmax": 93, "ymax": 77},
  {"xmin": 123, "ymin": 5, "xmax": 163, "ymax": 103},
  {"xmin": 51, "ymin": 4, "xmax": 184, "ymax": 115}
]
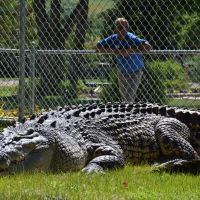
[{"xmin": 0, "ymin": 132, "xmax": 53, "ymax": 174}]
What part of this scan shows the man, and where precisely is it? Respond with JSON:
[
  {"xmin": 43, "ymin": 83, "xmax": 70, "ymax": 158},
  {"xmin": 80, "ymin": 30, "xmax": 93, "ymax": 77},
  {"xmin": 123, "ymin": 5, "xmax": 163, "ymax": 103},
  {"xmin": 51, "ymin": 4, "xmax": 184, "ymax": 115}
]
[{"xmin": 95, "ymin": 18, "xmax": 152, "ymax": 102}]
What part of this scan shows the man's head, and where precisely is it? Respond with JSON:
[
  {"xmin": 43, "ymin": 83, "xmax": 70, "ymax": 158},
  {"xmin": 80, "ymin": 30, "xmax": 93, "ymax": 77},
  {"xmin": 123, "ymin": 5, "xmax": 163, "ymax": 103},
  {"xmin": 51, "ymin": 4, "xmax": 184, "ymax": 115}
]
[{"xmin": 115, "ymin": 18, "xmax": 129, "ymax": 40}]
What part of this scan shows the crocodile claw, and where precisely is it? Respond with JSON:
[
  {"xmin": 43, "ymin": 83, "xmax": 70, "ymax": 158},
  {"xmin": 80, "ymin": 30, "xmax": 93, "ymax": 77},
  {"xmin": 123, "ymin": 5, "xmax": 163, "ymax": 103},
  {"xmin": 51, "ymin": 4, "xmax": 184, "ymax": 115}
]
[
  {"xmin": 82, "ymin": 163, "xmax": 104, "ymax": 174},
  {"xmin": 152, "ymin": 159, "xmax": 200, "ymax": 174}
]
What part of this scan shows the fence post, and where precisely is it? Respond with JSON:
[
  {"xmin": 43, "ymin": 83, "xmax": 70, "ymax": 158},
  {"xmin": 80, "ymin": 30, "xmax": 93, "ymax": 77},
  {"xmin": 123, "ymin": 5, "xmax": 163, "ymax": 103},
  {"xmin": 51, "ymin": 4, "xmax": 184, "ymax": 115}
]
[
  {"xmin": 18, "ymin": 0, "xmax": 26, "ymax": 122},
  {"xmin": 30, "ymin": 41, "xmax": 36, "ymax": 115}
]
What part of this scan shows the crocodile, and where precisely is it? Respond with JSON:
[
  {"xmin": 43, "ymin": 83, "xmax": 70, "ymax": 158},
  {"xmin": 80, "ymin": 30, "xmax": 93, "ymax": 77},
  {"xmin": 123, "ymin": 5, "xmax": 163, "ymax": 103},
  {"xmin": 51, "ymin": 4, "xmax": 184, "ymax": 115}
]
[{"xmin": 0, "ymin": 102, "xmax": 200, "ymax": 175}]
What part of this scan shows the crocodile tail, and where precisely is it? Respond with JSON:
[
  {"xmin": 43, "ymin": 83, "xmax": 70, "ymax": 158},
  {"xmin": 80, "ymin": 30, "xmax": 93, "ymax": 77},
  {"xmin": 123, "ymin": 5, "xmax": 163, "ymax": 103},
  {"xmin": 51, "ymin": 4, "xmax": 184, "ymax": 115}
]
[{"xmin": 166, "ymin": 107, "xmax": 200, "ymax": 128}]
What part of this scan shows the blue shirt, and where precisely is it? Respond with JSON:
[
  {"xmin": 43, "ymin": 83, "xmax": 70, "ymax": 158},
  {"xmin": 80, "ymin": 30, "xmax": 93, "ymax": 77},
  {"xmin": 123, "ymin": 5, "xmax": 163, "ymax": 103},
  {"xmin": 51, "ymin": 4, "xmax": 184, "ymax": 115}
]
[{"xmin": 97, "ymin": 32, "xmax": 147, "ymax": 73}]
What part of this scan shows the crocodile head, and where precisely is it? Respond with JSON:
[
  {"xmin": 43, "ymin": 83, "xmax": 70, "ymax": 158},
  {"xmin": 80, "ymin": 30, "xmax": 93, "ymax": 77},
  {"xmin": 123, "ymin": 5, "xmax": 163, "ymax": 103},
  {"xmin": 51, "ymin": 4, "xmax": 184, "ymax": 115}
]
[{"xmin": 0, "ymin": 124, "xmax": 54, "ymax": 175}]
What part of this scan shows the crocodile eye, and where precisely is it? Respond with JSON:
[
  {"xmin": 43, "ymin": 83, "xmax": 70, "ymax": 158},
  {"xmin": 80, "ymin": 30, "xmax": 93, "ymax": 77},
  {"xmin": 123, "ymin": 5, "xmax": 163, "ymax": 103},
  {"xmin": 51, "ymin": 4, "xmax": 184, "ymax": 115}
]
[
  {"xmin": 13, "ymin": 136, "xmax": 21, "ymax": 142},
  {"xmin": 27, "ymin": 128, "xmax": 34, "ymax": 135}
]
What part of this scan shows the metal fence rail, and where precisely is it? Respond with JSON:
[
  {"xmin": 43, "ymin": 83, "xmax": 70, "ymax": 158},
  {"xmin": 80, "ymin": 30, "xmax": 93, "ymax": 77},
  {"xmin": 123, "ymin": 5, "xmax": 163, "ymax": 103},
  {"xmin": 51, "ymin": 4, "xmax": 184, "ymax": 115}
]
[
  {"xmin": 0, "ymin": 49, "xmax": 200, "ymax": 117},
  {"xmin": 0, "ymin": 0, "xmax": 200, "ymax": 121}
]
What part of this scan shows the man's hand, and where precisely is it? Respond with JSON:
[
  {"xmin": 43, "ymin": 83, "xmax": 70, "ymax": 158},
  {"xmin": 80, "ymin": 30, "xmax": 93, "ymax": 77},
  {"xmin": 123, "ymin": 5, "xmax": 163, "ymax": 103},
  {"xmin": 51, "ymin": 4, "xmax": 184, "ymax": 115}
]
[
  {"xmin": 114, "ymin": 48, "xmax": 132, "ymax": 57},
  {"xmin": 95, "ymin": 45, "xmax": 139, "ymax": 57}
]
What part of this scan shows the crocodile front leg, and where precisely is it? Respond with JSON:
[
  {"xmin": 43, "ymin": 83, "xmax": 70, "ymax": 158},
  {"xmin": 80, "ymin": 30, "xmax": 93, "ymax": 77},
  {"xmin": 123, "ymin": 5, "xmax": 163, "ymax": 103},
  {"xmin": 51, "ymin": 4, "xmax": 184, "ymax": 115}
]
[
  {"xmin": 82, "ymin": 144, "xmax": 124, "ymax": 173},
  {"xmin": 51, "ymin": 132, "xmax": 88, "ymax": 172}
]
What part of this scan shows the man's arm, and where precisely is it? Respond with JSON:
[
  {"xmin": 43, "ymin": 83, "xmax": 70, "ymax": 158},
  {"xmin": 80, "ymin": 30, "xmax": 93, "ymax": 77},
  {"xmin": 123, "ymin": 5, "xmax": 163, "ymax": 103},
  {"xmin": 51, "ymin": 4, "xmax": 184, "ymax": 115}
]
[
  {"xmin": 95, "ymin": 44, "xmax": 133, "ymax": 56},
  {"xmin": 95, "ymin": 44, "xmax": 121, "ymax": 55},
  {"xmin": 117, "ymin": 42, "xmax": 152, "ymax": 57},
  {"xmin": 128, "ymin": 42, "xmax": 152, "ymax": 53},
  {"xmin": 95, "ymin": 42, "xmax": 152, "ymax": 56}
]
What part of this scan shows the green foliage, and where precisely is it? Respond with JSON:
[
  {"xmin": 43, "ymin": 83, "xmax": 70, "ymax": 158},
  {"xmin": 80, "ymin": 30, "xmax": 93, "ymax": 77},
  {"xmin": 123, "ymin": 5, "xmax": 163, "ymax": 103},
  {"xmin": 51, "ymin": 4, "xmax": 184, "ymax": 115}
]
[
  {"xmin": 100, "ymin": 0, "xmax": 200, "ymax": 49},
  {"xmin": 100, "ymin": 68, "xmax": 121, "ymax": 102},
  {"xmin": 153, "ymin": 60, "xmax": 185, "ymax": 80},
  {"xmin": 1, "ymin": 0, "xmax": 199, "ymax": 50},
  {"xmin": 186, "ymin": 56, "xmax": 200, "ymax": 82},
  {"xmin": 89, "ymin": 0, "xmax": 114, "ymax": 16},
  {"xmin": 0, "ymin": 0, "xmax": 18, "ymax": 47},
  {"xmin": 136, "ymin": 62, "xmax": 166, "ymax": 103},
  {"xmin": 136, "ymin": 59, "xmax": 189, "ymax": 103},
  {"xmin": 0, "ymin": 0, "xmax": 113, "ymax": 49},
  {"xmin": 0, "ymin": 0, "xmax": 37, "ymax": 48},
  {"xmin": 174, "ymin": 12, "xmax": 200, "ymax": 49},
  {"xmin": 154, "ymin": 59, "xmax": 189, "ymax": 91},
  {"xmin": 164, "ymin": 79, "xmax": 187, "ymax": 91}
]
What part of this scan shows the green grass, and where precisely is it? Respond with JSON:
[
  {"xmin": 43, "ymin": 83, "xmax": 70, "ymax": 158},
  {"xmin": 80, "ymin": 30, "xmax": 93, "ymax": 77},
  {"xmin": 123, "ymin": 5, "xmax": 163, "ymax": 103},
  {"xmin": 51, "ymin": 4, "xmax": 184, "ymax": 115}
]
[
  {"xmin": 0, "ymin": 165, "xmax": 200, "ymax": 199},
  {"xmin": 167, "ymin": 98, "xmax": 200, "ymax": 108},
  {"xmin": 0, "ymin": 86, "xmax": 17, "ymax": 97}
]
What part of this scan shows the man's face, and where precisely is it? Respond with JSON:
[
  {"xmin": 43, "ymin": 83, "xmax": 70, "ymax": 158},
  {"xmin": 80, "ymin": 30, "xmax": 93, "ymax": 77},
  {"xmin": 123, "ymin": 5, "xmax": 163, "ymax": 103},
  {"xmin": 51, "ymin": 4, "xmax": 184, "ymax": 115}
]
[{"xmin": 115, "ymin": 21, "xmax": 129, "ymax": 40}]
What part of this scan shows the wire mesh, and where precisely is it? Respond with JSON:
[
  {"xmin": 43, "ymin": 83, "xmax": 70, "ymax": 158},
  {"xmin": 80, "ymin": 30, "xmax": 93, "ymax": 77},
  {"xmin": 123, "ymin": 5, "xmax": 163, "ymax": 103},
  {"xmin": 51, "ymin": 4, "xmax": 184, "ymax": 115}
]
[{"xmin": 0, "ymin": 0, "xmax": 200, "ymax": 119}]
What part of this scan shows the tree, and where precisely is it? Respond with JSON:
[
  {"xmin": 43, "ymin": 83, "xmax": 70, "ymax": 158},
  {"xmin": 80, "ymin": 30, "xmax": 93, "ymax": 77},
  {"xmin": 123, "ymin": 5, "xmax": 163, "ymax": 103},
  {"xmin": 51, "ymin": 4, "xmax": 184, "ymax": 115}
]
[
  {"xmin": 33, "ymin": 0, "xmax": 89, "ymax": 96},
  {"xmin": 186, "ymin": 56, "xmax": 200, "ymax": 82},
  {"xmin": 100, "ymin": 0, "xmax": 200, "ymax": 50},
  {"xmin": 67, "ymin": 0, "xmax": 89, "ymax": 98}
]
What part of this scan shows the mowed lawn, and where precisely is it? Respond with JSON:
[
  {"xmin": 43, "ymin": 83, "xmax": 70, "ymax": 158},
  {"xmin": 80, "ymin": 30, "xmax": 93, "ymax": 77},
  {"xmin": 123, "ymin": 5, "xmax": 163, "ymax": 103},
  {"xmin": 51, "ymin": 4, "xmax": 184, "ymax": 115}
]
[{"xmin": 0, "ymin": 165, "xmax": 200, "ymax": 200}]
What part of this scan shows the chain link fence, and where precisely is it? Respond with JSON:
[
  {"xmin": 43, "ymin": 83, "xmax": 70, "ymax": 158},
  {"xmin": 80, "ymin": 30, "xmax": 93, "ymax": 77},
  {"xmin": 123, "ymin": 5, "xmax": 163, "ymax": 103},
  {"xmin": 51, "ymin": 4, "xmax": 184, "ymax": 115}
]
[{"xmin": 0, "ymin": 0, "xmax": 200, "ymax": 121}]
